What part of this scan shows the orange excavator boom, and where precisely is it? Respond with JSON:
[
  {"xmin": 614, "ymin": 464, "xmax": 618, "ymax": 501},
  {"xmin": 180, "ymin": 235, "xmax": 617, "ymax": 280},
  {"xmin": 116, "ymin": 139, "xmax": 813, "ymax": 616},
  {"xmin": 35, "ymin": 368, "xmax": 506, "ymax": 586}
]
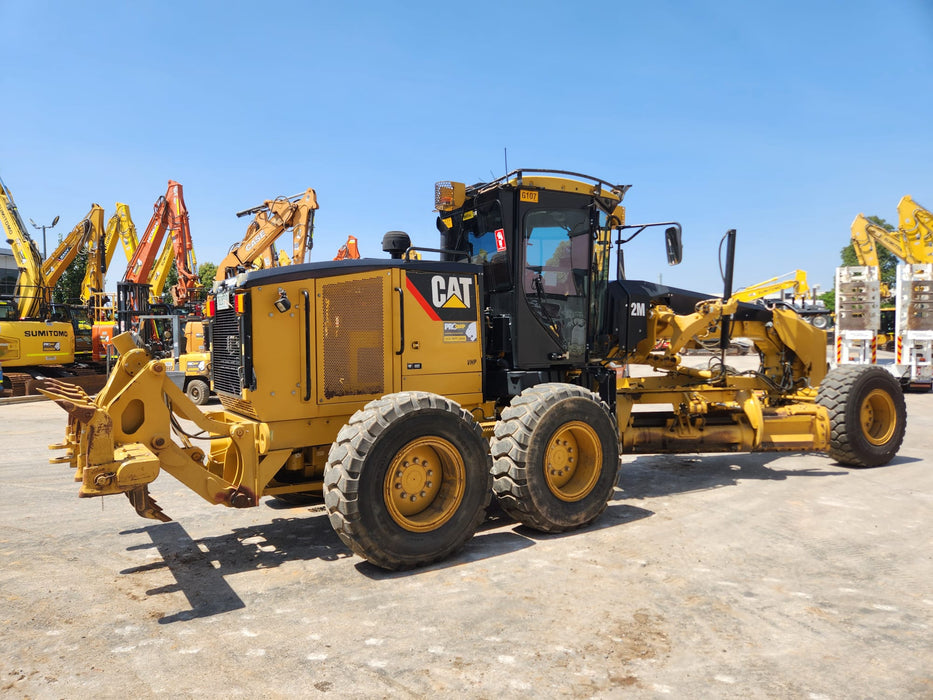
[
  {"xmin": 164, "ymin": 181, "xmax": 200, "ymax": 304},
  {"xmin": 216, "ymin": 188, "xmax": 318, "ymax": 280}
]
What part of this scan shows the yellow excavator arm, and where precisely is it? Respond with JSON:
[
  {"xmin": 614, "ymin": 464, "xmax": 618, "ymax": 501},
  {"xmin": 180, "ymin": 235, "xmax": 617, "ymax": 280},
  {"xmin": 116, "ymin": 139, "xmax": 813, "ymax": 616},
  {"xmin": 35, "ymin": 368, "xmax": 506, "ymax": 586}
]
[
  {"xmin": 734, "ymin": 269, "xmax": 809, "ymax": 303},
  {"xmin": 108, "ymin": 202, "xmax": 139, "ymax": 262},
  {"xmin": 73, "ymin": 205, "xmax": 109, "ymax": 303},
  {"xmin": 42, "ymin": 205, "xmax": 103, "ymax": 290},
  {"xmin": 850, "ymin": 215, "xmax": 881, "ymax": 267},
  {"xmin": 147, "ymin": 236, "xmax": 175, "ymax": 301},
  {"xmin": 851, "ymin": 213, "xmax": 919, "ymax": 264},
  {"xmin": 895, "ymin": 195, "xmax": 933, "ymax": 263},
  {"xmin": 0, "ymin": 174, "xmax": 48, "ymax": 319},
  {"xmin": 82, "ymin": 202, "xmax": 139, "ymax": 314}
]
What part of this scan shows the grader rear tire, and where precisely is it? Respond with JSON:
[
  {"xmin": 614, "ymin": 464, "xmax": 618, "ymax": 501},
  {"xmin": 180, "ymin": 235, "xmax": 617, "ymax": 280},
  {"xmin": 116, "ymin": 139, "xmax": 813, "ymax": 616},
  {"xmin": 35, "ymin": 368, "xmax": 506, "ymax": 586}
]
[
  {"xmin": 490, "ymin": 383, "xmax": 620, "ymax": 533},
  {"xmin": 817, "ymin": 365, "xmax": 906, "ymax": 467},
  {"xmin": 323, "ymin": 392, "xmax": 492, "ymax": 570}
]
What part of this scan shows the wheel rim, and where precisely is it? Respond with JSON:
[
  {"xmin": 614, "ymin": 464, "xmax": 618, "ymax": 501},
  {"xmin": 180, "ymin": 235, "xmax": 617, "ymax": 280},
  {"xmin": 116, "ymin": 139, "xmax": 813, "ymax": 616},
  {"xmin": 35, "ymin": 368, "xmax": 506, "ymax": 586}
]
[
  {"xmin": 860, "ymin": 388, "xmax": 897, "ymax": 446},
  {"xmin": 383, "ymin": 437, "xmax": 465, "ymax": 532},
  {"xmin": 543, "ymin": 421, "xmax": 602, "ymax": 502}
]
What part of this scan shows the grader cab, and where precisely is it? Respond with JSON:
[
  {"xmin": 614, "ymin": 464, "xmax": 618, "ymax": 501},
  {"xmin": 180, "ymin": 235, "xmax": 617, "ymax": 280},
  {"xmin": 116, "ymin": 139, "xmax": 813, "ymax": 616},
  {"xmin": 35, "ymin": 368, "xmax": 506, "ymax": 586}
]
[{"xmin": 43, "ymin": 169, "xmax": 907, "ymax": 571}]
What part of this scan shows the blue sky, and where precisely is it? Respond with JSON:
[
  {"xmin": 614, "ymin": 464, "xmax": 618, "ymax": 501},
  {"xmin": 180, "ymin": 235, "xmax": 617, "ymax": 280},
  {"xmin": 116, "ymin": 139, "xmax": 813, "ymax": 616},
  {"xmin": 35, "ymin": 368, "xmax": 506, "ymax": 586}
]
[{"xmin": 2, "ymin": 0, "xmax": 931, "ymax": 295}]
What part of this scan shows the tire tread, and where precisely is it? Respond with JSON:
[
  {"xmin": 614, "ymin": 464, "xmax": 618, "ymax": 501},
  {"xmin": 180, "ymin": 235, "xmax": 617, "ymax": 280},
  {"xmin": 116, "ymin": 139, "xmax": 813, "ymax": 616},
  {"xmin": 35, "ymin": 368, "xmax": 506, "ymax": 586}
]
[{"xmin": 323, "ymin": 391, "xmax": 491, "ymax": 570}]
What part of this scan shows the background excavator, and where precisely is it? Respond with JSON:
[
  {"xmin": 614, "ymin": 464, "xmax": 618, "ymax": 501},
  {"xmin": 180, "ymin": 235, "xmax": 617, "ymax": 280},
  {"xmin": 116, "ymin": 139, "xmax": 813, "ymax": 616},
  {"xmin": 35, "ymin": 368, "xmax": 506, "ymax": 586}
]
[
  {"xmin": 82, "ymin": 203, "xmax": 137, "ymax": 305},
  {"xmin": 734, "ymin": 269, "xmax": 809, "ymax": 303},
  {"xmin": 82, "ymin": 203, "xmax": 139, "ymax": 360},
  {"xmin": 122, "ymin": 180, "xmax": 201, "ymax": 308},
  {"xmin": 0, "ymin": 174, "xmax": 51, "ymax": 320},
  {"xmin": 333, "ymin": 235, "xmax": 360, "ymax": 260},
  {"xmin": 837, "ymin": 200, "xmax": 933, "ymax": 390},
  {"xmin": 42, "ymin": 205, "xmax": 108, "ymax": 356},
  {"xmin": 215, "ymin": 188, "xmax": 318, "ymax": 280},
  {"xmin": 1, "ymin": 174, "xmax": 209, "ymax": 396},
  {"xmin": 734, "ymin": 269, "xmax": 832, "ymax": 330},
  {"xmin": 0, "ymin": 174, "xmax": 74, "ymax": 393},
  {"xmin": 0, "ymin": 178, "xmax": 116, "ymax": 394},
  {"xmin": 111, "ymin": 181, "xmax": 210, "ymax": 404}
]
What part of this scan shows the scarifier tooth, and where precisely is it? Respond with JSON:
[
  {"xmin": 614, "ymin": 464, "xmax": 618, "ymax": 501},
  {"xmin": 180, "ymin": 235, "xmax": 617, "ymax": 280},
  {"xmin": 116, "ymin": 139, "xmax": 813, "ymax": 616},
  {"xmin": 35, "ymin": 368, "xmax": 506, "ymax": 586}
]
[
  {"xmin": 38, "ymin": 379, "xmax": 92, "ymax": 403},
  {"xmin": 125, "ymin": 486, "xmax": 172, "ymax": 523}
]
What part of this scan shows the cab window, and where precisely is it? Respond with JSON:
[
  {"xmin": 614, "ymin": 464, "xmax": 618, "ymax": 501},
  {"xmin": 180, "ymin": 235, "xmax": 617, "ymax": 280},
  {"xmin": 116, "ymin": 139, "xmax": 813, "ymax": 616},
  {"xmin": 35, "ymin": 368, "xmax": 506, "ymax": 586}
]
[
  {"xmin": 522, "ymin": 207, "xmax": 592, "ymax": 360},
  {"xmin": 457, "ymin": 202, "xmax": 510, "ymax": 291},
  {"xmin": 523, "ymin": 209, "xmax": 590, "ymax": 297}
]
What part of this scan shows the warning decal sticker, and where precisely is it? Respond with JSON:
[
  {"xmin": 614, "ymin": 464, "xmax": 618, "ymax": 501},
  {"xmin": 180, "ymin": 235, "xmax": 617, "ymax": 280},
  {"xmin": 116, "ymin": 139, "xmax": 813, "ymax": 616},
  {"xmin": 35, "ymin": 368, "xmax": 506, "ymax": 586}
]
[{"xmin": 443, "ymin": 321, "xmax": 478, "ymax": 343}]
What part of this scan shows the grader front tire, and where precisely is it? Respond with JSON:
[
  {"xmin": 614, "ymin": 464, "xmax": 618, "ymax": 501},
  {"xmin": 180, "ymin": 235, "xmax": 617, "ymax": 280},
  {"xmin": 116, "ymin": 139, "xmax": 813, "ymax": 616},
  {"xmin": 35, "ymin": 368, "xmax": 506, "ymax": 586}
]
[
  {"xmin": 817, "ymin": 365, "xmax": 907, "ymax": 467},
  {"xmin": 323, "ymin": 392, "xmax": 492, "ymax": 570},
  {"xmin": 490, "ymin": 383, "xmax": 620, "ymax": 533}
]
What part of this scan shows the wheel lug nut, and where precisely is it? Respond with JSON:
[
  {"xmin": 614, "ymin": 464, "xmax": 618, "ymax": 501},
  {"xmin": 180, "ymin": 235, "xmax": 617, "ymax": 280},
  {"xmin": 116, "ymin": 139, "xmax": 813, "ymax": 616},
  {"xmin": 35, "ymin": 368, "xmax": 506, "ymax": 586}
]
[
  {"xmin": 425, "ymin": 481, "xmax": 432, "ymax": 488},
  {"xmin": 410, "ymin": 495, "xmax": 417, "ymax": 502},
  {"xmin": 395, "ymin": 483, "xmax": 401, "ymax": 489},
  {"xmin": 400, "ymin": 492, "xmax": 407, "ymax": 499},
  {"xmin": 420, "ymin": 491, "xmax": 426, "ymax": 498}
]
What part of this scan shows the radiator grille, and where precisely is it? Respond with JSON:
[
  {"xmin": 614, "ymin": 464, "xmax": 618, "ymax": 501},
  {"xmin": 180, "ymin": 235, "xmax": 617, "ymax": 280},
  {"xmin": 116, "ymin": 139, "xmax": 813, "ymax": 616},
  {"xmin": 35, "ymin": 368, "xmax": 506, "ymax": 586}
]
[
  {"xmin": 211, "ymin": 306, "xmax": 244, "ymax": 395},
  {"xmin": 321, "ymin": 276, "xmax": 385, "ymax": 399},
  {"xmin": 219, "ymin": 394, "xmax": 259, "ymax": 419}
]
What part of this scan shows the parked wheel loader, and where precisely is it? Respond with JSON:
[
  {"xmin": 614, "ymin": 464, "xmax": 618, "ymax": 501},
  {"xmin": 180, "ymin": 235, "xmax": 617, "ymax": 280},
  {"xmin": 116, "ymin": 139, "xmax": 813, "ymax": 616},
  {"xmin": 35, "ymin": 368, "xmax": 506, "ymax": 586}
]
[{"xmin": 42, "ymin": 169, "xmax": 907, "ymax": 571}]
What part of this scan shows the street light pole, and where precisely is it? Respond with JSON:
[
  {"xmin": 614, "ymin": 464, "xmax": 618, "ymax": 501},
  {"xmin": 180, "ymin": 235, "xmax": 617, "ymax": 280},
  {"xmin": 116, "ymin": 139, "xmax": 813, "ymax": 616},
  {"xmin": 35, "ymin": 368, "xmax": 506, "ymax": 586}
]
[{"xmin": 28, "ymin": 216, "xmax": 60, "ymax": 260}]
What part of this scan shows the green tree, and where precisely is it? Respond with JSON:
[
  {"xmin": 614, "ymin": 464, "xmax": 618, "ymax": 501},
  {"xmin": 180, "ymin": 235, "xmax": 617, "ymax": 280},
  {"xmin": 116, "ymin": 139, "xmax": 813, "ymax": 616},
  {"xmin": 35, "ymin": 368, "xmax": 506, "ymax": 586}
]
[
  {"xmin": 52, "ymin": 248, "xmax": 88, "ymax": 304},
  {"xmin": 198, "ymin": 262, "xmax": 217, "ymax": 287},
  {"xmin": 840, "ymin": 215, "xmax": 898, "ymax": 293}
]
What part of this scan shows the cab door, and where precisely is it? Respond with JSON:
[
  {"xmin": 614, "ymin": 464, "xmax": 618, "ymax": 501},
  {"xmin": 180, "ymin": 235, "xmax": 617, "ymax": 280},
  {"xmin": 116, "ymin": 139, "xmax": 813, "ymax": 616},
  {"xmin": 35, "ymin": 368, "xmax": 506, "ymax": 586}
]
[{"xmin": 517, "ymin": 190, "xmax": 595, "ymax": 367}]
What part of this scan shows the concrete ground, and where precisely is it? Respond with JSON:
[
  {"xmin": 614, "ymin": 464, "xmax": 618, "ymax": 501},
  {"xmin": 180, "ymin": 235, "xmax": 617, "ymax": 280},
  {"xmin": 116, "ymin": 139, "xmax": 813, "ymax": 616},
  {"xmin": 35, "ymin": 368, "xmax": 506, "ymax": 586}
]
[{"xmin": 1, "ymin": 363, "xmax": 930, "ymax": 698}]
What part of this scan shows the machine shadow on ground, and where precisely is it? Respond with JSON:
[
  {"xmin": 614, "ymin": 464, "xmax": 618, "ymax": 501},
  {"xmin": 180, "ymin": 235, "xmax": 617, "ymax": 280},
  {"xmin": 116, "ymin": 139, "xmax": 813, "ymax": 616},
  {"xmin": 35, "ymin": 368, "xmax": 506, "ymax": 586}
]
[
  {"xmin": 353, "ymin": 502, "xmax": 655, "ymax": 580},
  {"xmin": 112, "ymin": 449, "xmax": 922, "ymax": 622},
  {"xmin": 617, "ymin": 451, "xmax": 852, "ymax": 501},
  {"xmin": 119, "ymin": 512, "xmax": 352, "ymax": 623}
]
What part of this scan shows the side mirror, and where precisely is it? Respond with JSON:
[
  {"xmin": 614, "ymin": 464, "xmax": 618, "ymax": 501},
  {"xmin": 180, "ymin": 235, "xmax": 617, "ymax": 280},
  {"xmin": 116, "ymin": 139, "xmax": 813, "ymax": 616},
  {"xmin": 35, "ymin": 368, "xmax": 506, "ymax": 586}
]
[{"xmin": 665, "ymin": 225, "xmax": 683, "ymax": 265}]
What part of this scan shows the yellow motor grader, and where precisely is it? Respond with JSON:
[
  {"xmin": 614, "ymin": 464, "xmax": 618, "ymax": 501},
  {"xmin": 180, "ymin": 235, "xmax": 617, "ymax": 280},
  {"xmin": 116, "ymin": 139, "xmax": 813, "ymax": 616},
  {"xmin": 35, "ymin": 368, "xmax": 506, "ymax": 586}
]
[{"xmin": 43, "ymin": 169, "xmax": 907, "ymax": 570}]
